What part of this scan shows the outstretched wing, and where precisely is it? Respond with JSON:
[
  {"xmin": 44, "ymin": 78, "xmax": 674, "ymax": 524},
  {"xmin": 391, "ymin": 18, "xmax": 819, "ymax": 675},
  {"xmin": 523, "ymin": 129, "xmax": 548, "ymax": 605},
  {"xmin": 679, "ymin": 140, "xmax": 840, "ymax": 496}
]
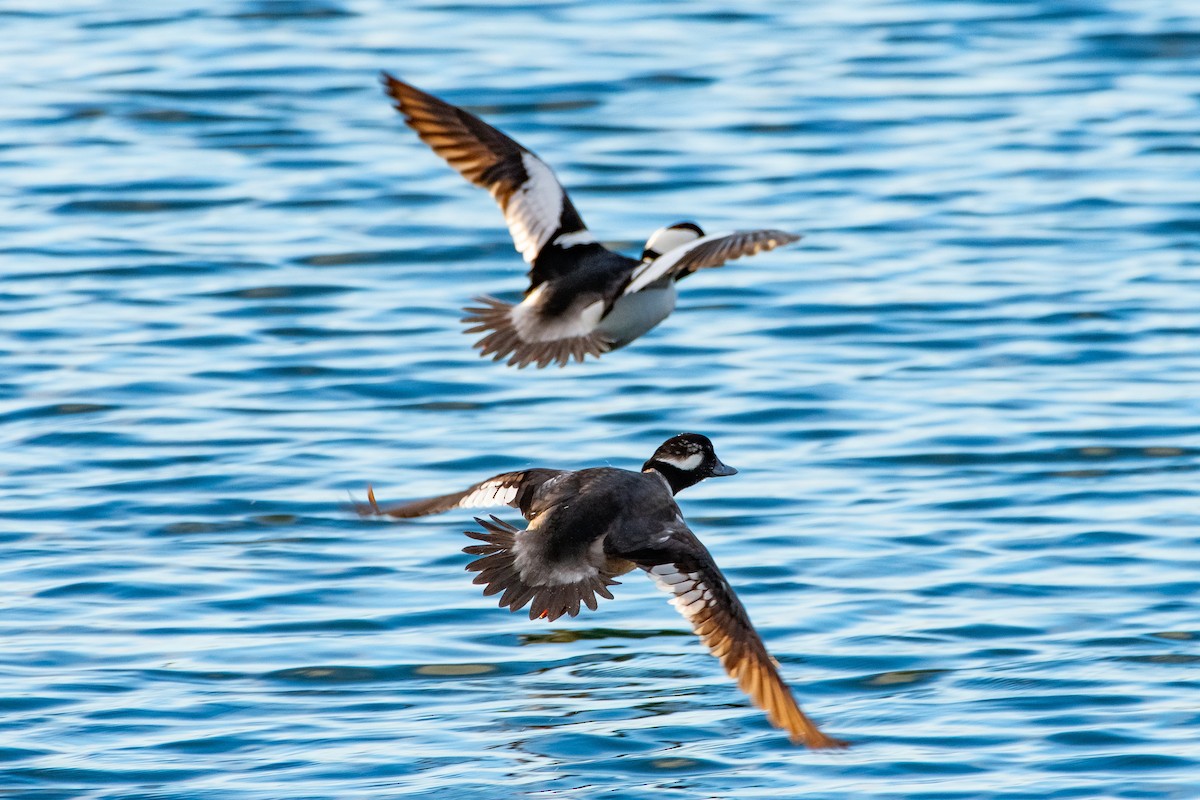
[
  {"xmin": 625, "ymin": 526, "xmax": 846, "ymax": 749},
  {"xmin": 356, "ymin": 469, "xmax": 564, "ymax": 519},
  {"xmin": 382, "ymin": 73, "xmax": 600, "ymax": 288},
  {"xmin": 622, "ymin": 229, "xmax": 802, "ymax": 296}
]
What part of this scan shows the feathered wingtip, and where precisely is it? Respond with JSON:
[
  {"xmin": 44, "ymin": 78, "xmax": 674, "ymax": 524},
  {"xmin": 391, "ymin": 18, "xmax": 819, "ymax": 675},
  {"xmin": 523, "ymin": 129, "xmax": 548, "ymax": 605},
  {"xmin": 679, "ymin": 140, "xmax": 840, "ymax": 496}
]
[
  {"xmin": 463, "ymin": 515, "xmax": 620, "ymax": 621},
  {"xmin": 462, "ymin": 296, "xmax": 611, "ymax": 369},
  {"xmin": 346, "ymin": 485, "xmax": 385, "ymax": 517}
]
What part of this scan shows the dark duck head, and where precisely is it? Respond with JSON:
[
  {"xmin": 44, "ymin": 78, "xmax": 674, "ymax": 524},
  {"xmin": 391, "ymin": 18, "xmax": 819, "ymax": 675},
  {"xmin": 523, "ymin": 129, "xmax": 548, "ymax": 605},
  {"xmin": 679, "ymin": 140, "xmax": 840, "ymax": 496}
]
[{"xmin": 642, "ymin": 432, "xmax": 737, "ymax": 494}]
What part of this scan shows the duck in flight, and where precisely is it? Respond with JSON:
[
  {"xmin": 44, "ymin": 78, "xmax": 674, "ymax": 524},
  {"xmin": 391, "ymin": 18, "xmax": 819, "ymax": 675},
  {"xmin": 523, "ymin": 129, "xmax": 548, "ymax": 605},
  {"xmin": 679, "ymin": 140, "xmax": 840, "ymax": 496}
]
[
  {"xmin": 382, "ymin": 74, "xmax": 802, "ymax": 368},
  {"xmin": 358, "ymin": 433, "xmax": 846, "ymax": 748}
]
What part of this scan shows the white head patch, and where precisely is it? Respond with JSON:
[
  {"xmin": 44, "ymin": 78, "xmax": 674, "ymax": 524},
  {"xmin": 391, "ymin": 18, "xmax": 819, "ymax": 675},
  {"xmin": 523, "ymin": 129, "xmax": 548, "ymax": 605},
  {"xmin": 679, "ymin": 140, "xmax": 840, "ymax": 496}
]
[
  {"xmin": 644, "ymin": 225, "xmax": 702, "ymax": 259},
  {"xmin": 659, "ymin": 452, "xmax": 704, "ymax": 472}
]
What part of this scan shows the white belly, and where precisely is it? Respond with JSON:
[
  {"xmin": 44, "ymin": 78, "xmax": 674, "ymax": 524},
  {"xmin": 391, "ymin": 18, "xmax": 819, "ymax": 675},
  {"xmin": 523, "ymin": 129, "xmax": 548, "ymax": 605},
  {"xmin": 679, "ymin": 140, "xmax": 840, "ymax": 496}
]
[{"xmin": 595, "ymin": 285, "xmax": 677, "ymax": 349}]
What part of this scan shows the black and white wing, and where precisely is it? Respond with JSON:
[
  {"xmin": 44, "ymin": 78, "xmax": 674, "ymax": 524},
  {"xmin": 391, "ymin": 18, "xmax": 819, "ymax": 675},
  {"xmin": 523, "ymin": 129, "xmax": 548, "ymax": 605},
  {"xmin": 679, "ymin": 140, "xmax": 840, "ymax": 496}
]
[
  {"xmin": 382, "ymin": 73, "xmax": 600, "ymax": 289},
  {"xmin": 357, "ymin": 469, "xmax": 564, "ymax": 520},
  {"xmin": 461, "ymin": 293, "xmax": 614, "ymax": 369},
  {"xmin": 622, "ymin": 229, "xmax": 802, "ymax": 296},
  {"xmin": 625, "ymin": 526, "xmax": 846, "ymax": 749}
]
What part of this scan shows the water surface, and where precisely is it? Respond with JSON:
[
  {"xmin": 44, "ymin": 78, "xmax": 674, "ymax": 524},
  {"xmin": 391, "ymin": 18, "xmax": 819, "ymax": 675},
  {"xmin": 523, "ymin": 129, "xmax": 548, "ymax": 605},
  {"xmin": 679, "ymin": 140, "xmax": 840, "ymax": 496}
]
[{"xmin": 2, "ymin": 1, "xmax": 1199, "ymax": 797}]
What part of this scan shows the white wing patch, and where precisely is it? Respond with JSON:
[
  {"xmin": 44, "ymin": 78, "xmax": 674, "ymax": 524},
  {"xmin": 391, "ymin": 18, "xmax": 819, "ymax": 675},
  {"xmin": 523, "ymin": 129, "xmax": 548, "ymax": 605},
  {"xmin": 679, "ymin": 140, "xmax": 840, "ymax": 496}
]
[
  {"xmin": 503, "ymin": 153, "xmax": 566, "ymax": 264},
  {"xmin": 554, "ymin": 229, "xmax": 596, "ymax": 248},
  {"xmin": 648, "ymin": 563, "xmax": 716, "ymax": 623},
  {"xmin": 509, "ymin": 284, "xmax": 605, "ymax": 342},
  {"xmin": 458, "ymin": 479, "xmax": 521, "ymax": 509}
]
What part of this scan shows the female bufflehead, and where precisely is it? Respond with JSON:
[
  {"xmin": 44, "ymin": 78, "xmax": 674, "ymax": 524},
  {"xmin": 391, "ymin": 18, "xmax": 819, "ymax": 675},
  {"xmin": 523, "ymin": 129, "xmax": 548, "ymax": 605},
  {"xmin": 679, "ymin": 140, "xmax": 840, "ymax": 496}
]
[
  {"xmin": 382, "ymin": 74, "xmax": 802, "ymax": 368},
  {"xmin": 359, "ymin": 434, "xmax": 845, "ymax": 748}
]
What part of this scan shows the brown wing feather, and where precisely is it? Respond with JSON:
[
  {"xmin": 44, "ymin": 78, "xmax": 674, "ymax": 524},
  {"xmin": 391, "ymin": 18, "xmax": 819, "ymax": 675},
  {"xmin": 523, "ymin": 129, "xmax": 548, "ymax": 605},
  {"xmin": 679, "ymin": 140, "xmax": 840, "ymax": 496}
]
[
  {"xmin": 382, "ymin": 73, "xmax": 526, "ymax": 202},
  {"xmin": 381, "ymin": 73, "xmax": 590, "ymax": 279},
  {"xmin": 669, "ymin": 230, "xmax": 802, "ymax": 279},
  {"xmin": 636, "ymin": 532, "xmax": 847, "ymax": 749}
]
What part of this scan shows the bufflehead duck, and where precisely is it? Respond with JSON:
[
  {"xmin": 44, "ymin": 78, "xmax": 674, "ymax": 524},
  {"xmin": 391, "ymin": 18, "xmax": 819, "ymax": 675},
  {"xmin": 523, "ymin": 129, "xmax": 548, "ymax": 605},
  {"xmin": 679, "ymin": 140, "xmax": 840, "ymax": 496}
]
[
  {"xmin": 358, "ymin": 434, "xmax": 845, "ymax": 748},
  {"xmin": 382, "ymin": 74, "xmax": 802, "ymax": 368}
]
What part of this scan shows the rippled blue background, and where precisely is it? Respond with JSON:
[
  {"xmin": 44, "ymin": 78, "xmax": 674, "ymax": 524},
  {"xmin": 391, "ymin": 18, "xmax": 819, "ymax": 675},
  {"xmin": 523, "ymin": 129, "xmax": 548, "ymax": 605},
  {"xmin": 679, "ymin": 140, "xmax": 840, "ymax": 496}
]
[{"xmin": 4, "ymin": 1, "xmax": 1199, "ymax": 797}]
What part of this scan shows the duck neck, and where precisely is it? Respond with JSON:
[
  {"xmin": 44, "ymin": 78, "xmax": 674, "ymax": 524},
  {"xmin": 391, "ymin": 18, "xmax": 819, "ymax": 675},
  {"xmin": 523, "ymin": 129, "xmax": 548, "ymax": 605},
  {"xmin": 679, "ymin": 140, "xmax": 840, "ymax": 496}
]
[{"xmin": 642, "ymin": 461, "xmax": 701, "ymax": 495}]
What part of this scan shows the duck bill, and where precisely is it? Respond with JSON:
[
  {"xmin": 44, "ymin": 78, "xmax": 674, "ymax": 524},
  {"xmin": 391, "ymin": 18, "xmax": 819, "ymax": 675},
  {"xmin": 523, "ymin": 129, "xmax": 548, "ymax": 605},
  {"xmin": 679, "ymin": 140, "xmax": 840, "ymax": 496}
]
[{"xmin": 711, "ymin": 460, "xmax": 738, "ymax": 477}]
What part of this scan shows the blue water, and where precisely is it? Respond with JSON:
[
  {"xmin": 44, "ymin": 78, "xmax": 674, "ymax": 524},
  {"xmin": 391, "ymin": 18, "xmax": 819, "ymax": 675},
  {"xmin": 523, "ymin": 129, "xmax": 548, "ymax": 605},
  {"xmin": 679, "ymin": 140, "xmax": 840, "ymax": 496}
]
[{"xmin": 3, "ymin": 1, "xmax": 1199, "ymax": 797}]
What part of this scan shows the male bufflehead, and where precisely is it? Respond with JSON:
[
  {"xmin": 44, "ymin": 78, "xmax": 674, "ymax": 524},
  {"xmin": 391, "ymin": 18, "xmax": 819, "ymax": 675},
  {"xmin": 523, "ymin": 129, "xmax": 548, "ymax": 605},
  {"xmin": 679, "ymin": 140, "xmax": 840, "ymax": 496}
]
[
  {"xmin": 382, "ymin": 74, "xmax": 802, "ymax": 368},
  {"xmin": 358, "ymin": 434, "xmax": 845, "ymax": 748}
]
